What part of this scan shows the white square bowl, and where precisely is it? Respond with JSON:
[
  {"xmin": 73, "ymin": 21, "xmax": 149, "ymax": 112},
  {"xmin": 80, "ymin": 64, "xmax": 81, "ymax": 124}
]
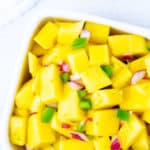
[{"xmin": 1, "ymin": 10, "xmax": 150, "ymax": 150}]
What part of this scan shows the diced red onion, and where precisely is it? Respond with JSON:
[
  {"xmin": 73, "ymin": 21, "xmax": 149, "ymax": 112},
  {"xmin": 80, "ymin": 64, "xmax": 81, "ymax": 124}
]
[
  {"xmin": 80, "ymin": 30, "xmax": 91, "ymax": 39},
  {"xmin": 61, "ymin": 123, "xmax": 71, "ymax": 129},
  {"xmin": 25, "ymin": 144, "xmax": 28, "ymax": 150},
  {"xmin": 29, "ymin": 112, "xmax": 37, "ymax": 116},
  {"xmin": 70, "ymin": 131, "xmax": 89, "ymax": 141},
  {"xmin": 68, "ymin": 80, "xmax": 85, "ymax": 90},
  {"xmin": 131, "ymin": 70, "xmax": 146, "ymax": 84},
  {"xmin": 111, "ymin": 137, "xmax": 120, "ymax": 150},
  {"xmin": 120, "ymin": 53, "xmax": 134, "ymax": 61},
  {"xmin": 70, "ymin": 73, "xmax": 81, "ymax": 81},
  {"xmin": 58, "ymin": 62, "xmax": 70, "ymax": 72}
]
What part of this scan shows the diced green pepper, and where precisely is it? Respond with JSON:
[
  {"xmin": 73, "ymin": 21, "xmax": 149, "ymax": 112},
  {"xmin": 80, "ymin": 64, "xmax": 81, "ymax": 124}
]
[
  {"xmin": 117, "ymin": 108, "xmax": 130, "ymax": 121},
  {"xmin": 101, "ymin": 65, "xmax": 112, "ymax": 78},
  {"xmin": 77, "ymin": 89, "xmax": 87, "ymax": 98},
  {"xmin": 146, "ymin": 45, "xmax": 150, "ymax": 51},
  {"xmin": 77, "ymin": 122, "xmax": 85, "ymax": 132},
  {"xmin": 80, "ymin": 98, "xmax": 92, "ymax": 110},
  {"xmin": 60, "ymin": 72, "xmax": 70, "ymax": 83},
  {"xmin": 41, "ymin": 107, "xmax": 56, "ymax": 123},
  {"xmin": 72, "ymin": 38, "xmax": 87, "ymax": 49}
]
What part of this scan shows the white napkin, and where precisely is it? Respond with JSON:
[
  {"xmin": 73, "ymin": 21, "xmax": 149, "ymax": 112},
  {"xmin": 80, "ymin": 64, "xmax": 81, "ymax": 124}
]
[{"xmin": 0, "ymin": 0, "xmax": 40, "ymax": 28}]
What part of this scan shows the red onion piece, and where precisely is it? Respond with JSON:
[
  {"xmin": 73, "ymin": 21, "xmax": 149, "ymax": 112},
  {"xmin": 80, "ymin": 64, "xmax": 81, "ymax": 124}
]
[
  {"xmin": 111, "ymin": 138, "xmax": 120, "ymax": 150},
  {"xmin": 70, "ymin": 73, "xmax": 81, "ymax": 81},
  {"xmin": 29, "ymin": 112, "xmax": 37, "ymax": 116},
  {"xmin": 61, "ymin": 123, "xmax": 71, "ymax": 129},
  {"xmin": 58, "ymin": 62, "xmax": 70, "ymax": 72},
  {"xmin": 80, "ymin": 30, "xmax": 91, "ymax": 39},
  {"xmin": 120, "ymin": 53, "xmax": 134, "ymax": 61},
  {"xmin": 68, "ymin": 80, "xmax": 85, "ymax": 90},
  {"xmin": 131, "ymin": 70, "xmax": 146, "ymax": 84},
  {"xmin": 70, "ymin": 132, "xmax": 89, "ymax": 141}
]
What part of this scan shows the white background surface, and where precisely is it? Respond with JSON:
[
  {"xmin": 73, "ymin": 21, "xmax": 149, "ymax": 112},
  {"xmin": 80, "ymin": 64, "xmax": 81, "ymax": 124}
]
[{"xmin": 0, "ymin": 0, "xmax": 150, "ymax": 108}]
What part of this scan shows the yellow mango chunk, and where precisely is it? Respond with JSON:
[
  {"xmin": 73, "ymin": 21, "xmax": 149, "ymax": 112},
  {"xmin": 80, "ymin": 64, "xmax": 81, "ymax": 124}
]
[
  {"xmin": 67, "ymin": 49, "xmax": 89, "ymax": 73},
  {"xmin": 108, "ymin": 34, "xmax": 147, "ymax": 56},
  {"xmin": 15, "ymin": 80, "xmax": 34, "ymax": 110},
  {"xmin": 28, "ymin": 52, "xmax": 40, "ymax": 77},
  {"xmin": 91, "ymin": 89, "xmax": 123, "ymax": 109},
  {"xmin": 111, "ymin": 56, "xmax": 126, "ymax": 74},
  {"xmin": 142, "ymin": 110, "xmax": 150, "ymax": 124},
  {"xmin": 51, "ymin": 113, "xmax": 71, "ymax": 138},
  {"xmin": 30, "ymin": 96, "xmax": 44, "ymax": 113},
  {"xmin": 32, "ymin": 69, "xmax": 41, "ymax": 95},
  {"xmin": 34, "ymin": 22, "xmax": 58, "ymax": 49},
  {"xmin": 112, "ymin": 67, "xmax": 132, "ymax": 88},
  {"xmin": 10, "ymin": 116, "xmax": 27, "ymax": 146},
  {"xmin": 40, "ymin": 64, "xmax": 63, "ymax": 104},
  {"xmin": 132, "ymin": 126, "xmax": 149, "ymax": 150},
  {"xmin": 57, "ymin": 21, "xmax": 83, "ymax": 45},
  {"xmin": 31, "ymin": 44, "xmax": 47, "ymax": 56},
  {"xmin": 80, "ymin": 65, "xmax": 112, "ymax": 93},
  {"xmin": 120, "ymin": 82, "xmax": 150, "ymax": 111},
  {"xmin": 14, "ymin": 108, "xmax": 29, "ymax": 117},
  {"xmin": 88, "ymin": 45, "xmax": 110, "ymax": 65},
  {"xmin": 57, "ymin": 139, "xmax": 94, "ymax": 150},
  {"xmin": 86, "ymin": 109, "xmax": 119, "ymax": 136},
  {"xmin": 42, "ymin": 145, "xmax": 55, "ymax": 150},
  {"xmin": 58, "ymin": 84, "xmax": 84, "ymax": 121},
  {"xmin": 84, "ymin": 22, "xmax": 110, "ymax": 44},
  {"xmin": 93, "ymin": 137, "xmax": 111, "ymax": 150},
  {"xmin": 118, "ymin": 114, "xmax": 144, "ymax": 149},
  {"xmin": 42, "ymin": 45, "xmax": 71, "ymax": 65},
  {"xmin": 129, "ymin": 54, "xmax": 150, "ymax": 73},
  {"xmin": 27, "ymin": 114, "xmax": 55, "ymax": 149}
]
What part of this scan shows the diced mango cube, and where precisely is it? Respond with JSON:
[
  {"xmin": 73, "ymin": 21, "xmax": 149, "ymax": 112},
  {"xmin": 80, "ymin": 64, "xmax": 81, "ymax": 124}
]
[
  {"xmin": 84, "ymin": 22, "xmax": 110, "ymax": 44},
  {"xmin": 42, "ymin": 145, "xmax": 55, "ymax": 150},
  {"xmin": 57, "ymin": 139, "xmax": 94, "ymax": 150},
  {"xmin": 88, "ymin": 45, "xmax": 110, "ymax": 65},
  {"xmin": 67, "ymin": 49, "xmax": 89, "ymax": 73},
  {"xmin": 32, "ymin": 69, "xmax": 41, "ymax": 95},
  {"xmin": 93, "ymin": 137, "xmax": 111, "ymax": 150},
  {"xmin": 58, "ymin": 84, "xmax": 84, "ymax": 121},
  {"xmin": 34, "ymin": 22, "xmax": 58, "ymax": 49},
  {"xmin": 28, "ymin": 52, "xmax": 40, "ymax": 77},
  {"xmin": 111, "ymin": 56, "xmax": 126, "ymax": 74},
  {"xmin": 30, "ymin": 96, "xmax": 44, "ymax": 113},
  {"xmin": 40, "ymin": 64, "xmax": 63, "ymax": 104},
  {"xmin": 10, "ymin": 116, "xmax": 27, "ymax": 146},
  {"xmin": 86, "ymin": 109, "xmax": 119, "ymax": 136},
  {"xmin": 142, "ymin": 110, "xmax": 150, "ymax": 124},
  {"xmin": 120, "ymin": 82, "xmax": 150, "ymax": 111},
  {"xmin": 80, "ymin": 65, "xmax": 112, "ymax": 93},
  {"xmin": 27, "ymin": 114, "xmax": 55, "ymax": 149},
  {"xmin": 14, "ymin": 108, "xmax": 29, "ymax": 117},
  {"xmin": 132, "ymin": 126, "xmax": 149, "ymax": 150},
  {"xmin": 91, "ymin": 89, "xmax": 123, "ymax": 109},
  {"xmin": 42, "ymin": 45, "xmax": 71, "ymax": 65},
  {"xmin": 57, "ymin": 22, "xmax": 83, "ymax": 45},
  {"xmin": 31, "ymin": 44, "xmax": 47, "ymax": 56},
  {"xmin": 112, "ymin": 67, "xmax": 132, "ymax": 88},
  {"xmin": 118, "ymin": 114, "xmax": 144, "ymax": 149},
  {"xmin": 108, "ymin": 34, "xmax": 147, "ymax": 56},
  {"xmin": 51, "ymin": 113, "xmax": 71, "ymax": 138},
  {"xmin": 15, "ymin": 80, "xmax": 34, "ymax": 110}
]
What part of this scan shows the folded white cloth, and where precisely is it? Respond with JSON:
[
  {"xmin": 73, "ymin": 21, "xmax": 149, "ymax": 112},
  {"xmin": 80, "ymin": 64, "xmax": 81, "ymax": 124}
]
[{"xmin": 0, "ymin": 0, "xmax": 40, "ymax": 28}]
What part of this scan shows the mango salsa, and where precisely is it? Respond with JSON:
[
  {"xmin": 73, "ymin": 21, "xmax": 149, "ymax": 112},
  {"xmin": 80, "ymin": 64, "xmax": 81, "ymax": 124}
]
[{"xmin": 9, "ymin": 20, "xmax": 150, "ymax": 150}]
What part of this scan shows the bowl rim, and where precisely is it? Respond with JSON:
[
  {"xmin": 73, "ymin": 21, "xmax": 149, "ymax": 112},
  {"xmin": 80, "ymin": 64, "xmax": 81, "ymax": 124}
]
[{"xmin": 1, "ymin": 9, "xmax": 150, "ymax": 149}]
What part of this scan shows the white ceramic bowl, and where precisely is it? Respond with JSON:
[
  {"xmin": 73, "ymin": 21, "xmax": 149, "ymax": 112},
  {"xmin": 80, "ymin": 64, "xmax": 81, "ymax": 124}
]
[{"xmin": 1, "ymin": 10, "xmax": 150, "ymax": 150}]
